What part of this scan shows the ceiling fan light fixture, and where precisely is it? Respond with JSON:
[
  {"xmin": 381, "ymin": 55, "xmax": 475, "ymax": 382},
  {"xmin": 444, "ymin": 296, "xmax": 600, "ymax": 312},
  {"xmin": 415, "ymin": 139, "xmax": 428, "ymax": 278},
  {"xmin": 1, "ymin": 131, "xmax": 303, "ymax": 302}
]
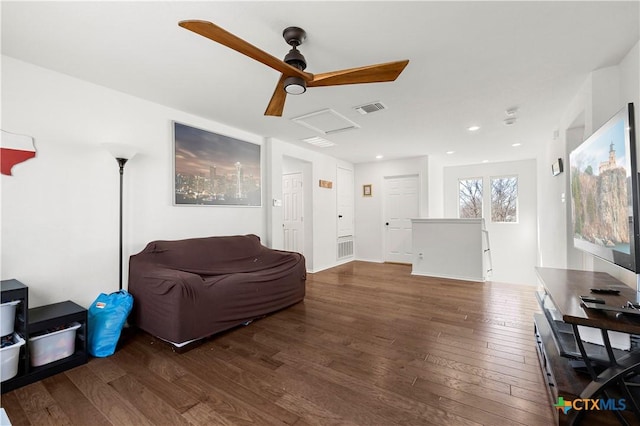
[{"xmin": 284, "ymin": 76, "xmax": 306, "ymax": 95}]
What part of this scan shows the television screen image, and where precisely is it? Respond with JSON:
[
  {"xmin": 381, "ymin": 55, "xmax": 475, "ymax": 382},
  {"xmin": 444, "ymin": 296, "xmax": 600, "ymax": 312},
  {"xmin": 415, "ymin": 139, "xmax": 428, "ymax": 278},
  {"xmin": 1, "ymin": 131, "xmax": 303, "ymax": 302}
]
[{"xmin": 569, "ymin": 103, "xmax": 638, "ymax": 272}]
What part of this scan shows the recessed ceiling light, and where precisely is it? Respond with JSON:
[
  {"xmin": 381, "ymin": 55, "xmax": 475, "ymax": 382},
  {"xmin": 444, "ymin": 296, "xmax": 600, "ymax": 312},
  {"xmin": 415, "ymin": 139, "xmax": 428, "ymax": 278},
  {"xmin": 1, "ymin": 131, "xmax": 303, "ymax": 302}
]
[
  {"xmin": 512, "ymin": 143, "xmax": 521, "ymax": 147},
  {"xmin": 482, "ymin": 160, "xmax": 489, "ymax": 163},
  {"xmin": 467, "ymin": 125, "xmax": 480, "ymax": 132},
  {"xmin": 446, "ymin": 151, "xmax": 455, "ymax": 155},
  {"xmin": 375, "ymin": 155, "xmax": 384, "ymax": 159}
]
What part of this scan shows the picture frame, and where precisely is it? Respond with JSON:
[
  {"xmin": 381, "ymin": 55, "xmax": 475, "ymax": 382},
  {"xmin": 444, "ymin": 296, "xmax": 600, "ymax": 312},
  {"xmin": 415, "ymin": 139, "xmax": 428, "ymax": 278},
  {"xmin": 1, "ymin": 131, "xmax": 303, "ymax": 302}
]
[
  {"xmin": 552, "ymin": 158, "xmax": 564, "ymax": 176},
  {"xmin": 363, "ymin": 184, "xmax": 372, "ymax": 197},
  {"xmin": 319, "ymin": 180, "xmax": 333, "ymax": 189},
  {"xmin": 173, "ymin": 121, "xmax": 261, "ymax": 206}
]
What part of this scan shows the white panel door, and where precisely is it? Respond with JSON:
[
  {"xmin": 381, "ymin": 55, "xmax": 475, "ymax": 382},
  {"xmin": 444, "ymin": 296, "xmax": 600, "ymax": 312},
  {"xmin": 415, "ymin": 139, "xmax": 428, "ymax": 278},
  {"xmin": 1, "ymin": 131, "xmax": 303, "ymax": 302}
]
[
  {"xmin": 384, "ymin": 175, "xmax": 419, "ymax": 263},
  {"xmin": 283, "ymin": 172, "xmax": 304, "ymax": 253},
  {"xmin": 336, "ymin": 167, "xmax": 354, "ymax": 237}
]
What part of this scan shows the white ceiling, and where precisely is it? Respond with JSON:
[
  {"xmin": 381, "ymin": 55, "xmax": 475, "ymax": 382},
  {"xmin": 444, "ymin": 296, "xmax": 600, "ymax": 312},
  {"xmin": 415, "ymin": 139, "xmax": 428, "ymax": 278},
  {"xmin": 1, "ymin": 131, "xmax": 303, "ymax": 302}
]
[{"xmin": 2, "ymin": 1, "xmax": 639, "ymax": 165}]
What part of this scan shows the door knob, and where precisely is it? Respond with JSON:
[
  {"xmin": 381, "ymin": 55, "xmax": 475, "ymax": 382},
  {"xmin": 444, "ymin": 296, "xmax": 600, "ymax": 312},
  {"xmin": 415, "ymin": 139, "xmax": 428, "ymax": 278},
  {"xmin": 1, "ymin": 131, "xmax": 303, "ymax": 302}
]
[{"xmin": 385, "ymin": 222, "xmax": 389, "ymax": 226}]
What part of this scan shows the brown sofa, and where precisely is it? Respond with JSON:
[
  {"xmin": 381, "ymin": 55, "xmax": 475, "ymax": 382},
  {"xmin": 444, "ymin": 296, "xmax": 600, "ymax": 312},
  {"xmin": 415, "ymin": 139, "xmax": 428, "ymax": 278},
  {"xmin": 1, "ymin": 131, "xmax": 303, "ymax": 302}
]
[{"xmin": 128, "ymin": 234, "xmax": 306, "ymax": 347}]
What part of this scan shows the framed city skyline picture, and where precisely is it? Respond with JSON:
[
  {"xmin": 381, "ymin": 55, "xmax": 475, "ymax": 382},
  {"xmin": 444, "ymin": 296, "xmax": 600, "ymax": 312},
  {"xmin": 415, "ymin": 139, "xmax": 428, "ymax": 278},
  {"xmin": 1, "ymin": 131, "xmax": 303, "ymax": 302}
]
[{"xmin": 173, "ymin": 121, "xmax": 261, "ymax": 206}]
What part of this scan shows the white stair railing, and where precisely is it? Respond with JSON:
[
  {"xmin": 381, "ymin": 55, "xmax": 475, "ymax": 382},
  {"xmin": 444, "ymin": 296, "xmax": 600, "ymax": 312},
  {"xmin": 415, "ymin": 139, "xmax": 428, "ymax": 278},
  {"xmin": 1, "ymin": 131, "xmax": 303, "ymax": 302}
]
[{"xmin": 481, "ymin": 221, "xmax": 493, "ymax": 279}]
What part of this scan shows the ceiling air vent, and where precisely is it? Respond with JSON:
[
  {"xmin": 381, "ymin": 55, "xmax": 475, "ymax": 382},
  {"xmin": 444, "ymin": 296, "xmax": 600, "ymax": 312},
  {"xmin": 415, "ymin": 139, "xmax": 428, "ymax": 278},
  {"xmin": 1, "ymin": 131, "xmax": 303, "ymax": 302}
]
[
  {"xmin": 354, "ymin": 101, "xmax": 387, "ymax": 115},
  {"xmin": 302, "ymin": 136, "xmax": 336, "ymax": 148},
  {"xmin": 292, "ymin": 109, "xmax": 360, "ymax": 135}
]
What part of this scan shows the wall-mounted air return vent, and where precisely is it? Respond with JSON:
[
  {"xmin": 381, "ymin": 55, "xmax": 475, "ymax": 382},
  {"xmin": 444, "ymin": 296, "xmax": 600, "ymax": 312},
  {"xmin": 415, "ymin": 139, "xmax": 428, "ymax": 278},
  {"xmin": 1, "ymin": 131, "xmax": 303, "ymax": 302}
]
[
  {"xmin": 354, "ymin": 102, "xmax": 387, "ymax": 115},
  {"xmin": 292, "ymin": 109, "xmax": 360, "ymax": 135},
  {"xmin": 337, "ymin": 236, "xmax": 354, "ymax": 260}
]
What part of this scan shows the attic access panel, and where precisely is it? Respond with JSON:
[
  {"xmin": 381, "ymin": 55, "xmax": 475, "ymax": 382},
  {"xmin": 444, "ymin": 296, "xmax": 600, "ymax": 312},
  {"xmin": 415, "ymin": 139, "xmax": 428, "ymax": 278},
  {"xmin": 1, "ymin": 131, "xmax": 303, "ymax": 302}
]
[{"xmin": 292, "ymin": 109, "xmax": 360, "ymax": 135}]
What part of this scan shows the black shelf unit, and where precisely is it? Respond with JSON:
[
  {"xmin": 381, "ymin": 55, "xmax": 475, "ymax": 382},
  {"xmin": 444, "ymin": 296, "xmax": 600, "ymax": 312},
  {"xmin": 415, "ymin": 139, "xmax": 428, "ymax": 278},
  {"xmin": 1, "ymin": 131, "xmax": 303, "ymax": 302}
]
[{"xmin": 1, "ymin": 280, "xmax": 88, "ymax": 394}]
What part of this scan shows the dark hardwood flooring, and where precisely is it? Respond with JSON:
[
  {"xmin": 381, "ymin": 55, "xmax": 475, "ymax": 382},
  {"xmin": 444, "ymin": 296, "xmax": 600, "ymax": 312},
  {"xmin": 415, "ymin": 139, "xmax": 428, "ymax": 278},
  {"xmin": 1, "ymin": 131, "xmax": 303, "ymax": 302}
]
[{"xmin": 1, "ymin": 261, "xmax": 556, "ymax": 425}]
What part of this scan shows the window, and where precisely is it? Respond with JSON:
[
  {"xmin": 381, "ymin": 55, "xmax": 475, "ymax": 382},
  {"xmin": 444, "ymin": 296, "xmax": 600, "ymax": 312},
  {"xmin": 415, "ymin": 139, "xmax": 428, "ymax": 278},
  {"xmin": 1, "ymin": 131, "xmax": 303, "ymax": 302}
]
[
  {"xmin": 459, "ymin": 178, "xmax": 483, "ymax": 218},
  {"xmin": 491, "ymin": 176, "xmax": 518, "ymax": 222}
]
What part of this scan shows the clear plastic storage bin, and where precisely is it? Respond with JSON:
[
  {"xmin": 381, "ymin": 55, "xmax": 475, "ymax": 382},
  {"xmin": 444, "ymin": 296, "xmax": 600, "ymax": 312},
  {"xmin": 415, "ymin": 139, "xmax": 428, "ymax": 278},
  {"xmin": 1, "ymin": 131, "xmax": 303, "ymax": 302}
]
[
  {"xmin": 1, "ymin": 333, "xmax": 25, "ymax": 381},
  {"xmin": 1, "ymin": 300, "xmax": 20, "ymax": 337},
  {"xmin": 29, "ymin": 322, "xmax": 81, "ymax": 367}
]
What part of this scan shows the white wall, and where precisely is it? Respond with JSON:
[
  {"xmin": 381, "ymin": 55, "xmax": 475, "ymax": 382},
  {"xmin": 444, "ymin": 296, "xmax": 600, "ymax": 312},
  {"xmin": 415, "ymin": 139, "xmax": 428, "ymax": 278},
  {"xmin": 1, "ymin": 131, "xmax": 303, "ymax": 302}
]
[
  {"xmin": 1, "ymin": 56, "xmax": 265, "ymax": 308},
  {"xmin": 354, "ymin": 156, "xmax": 429, "ymax": 262},
  {"xmin": 427, "ymin": 156, "xmax": 445, "ymax": 217},
  {"xmin": 443, "ymin": 159, "xmax": 538, "ymax": 285},
  {"xmin": 535, "ymin": 126, "xmax": 569, "ymax": 269},
  {"xmin": 537, "ymin": 41, "xmax": 640, "ymax": 287},
  {"xmin": 620, "ymin": 41, "xmax": 640, "ymax": 111}
]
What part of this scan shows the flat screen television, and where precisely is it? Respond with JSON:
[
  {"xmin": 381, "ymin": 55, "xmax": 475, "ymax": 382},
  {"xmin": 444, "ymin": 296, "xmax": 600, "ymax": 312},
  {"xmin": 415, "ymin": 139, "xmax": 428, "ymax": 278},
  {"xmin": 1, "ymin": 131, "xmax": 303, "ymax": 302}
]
[{"xmin": 570, "ymin": 102, "xmax": 638, "ymax": 272}]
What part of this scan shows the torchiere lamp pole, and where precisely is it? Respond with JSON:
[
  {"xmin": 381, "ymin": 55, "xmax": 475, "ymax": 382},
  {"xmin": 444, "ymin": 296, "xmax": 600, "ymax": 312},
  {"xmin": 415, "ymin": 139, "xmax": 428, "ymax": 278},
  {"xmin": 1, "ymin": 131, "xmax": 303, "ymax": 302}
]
[
  {"xmin": 103, "ymin": 144, "xmax": 137, "ymax": 291},
  {"xmin": 116, "ymin": 157, "xmax": 128, "ymax": 291}
]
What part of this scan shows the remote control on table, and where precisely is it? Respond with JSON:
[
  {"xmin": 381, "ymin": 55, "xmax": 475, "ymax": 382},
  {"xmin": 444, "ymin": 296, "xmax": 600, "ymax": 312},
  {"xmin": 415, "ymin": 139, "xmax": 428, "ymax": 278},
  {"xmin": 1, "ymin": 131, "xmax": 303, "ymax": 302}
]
[
  {"xmin": 580, "ymin": 295, "xmax": 605, "ymax": 304},
  {"xmin": 590, "ymin": 288, "xmax": 621, "ymax": 295}
]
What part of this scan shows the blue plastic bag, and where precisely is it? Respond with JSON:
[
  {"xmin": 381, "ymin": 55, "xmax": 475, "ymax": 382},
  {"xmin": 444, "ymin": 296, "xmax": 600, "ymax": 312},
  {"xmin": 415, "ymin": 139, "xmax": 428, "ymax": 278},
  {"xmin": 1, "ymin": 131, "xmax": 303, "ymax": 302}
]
[{"xmin": 87, "ymin": 290, "xmax": 133, "ymax": 357}]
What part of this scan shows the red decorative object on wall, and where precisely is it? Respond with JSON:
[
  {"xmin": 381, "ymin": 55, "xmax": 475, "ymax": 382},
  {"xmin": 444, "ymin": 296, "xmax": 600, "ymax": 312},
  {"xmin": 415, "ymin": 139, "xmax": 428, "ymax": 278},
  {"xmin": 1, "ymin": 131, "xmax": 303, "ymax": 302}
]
[{"xmin": 1, "ymin": 130, "xmax": 36, "ymax": 175}]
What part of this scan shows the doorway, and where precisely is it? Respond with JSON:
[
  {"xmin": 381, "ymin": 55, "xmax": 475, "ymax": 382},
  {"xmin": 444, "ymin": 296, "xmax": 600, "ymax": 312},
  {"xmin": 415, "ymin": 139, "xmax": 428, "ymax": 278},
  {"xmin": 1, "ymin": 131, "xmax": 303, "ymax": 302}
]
[
  {"xmin": 383, "ymin": 175, "xmax": 419, "ymax": 263},
  {"xmin": 282, "ymin": 156, "xmax": 312, "ymax": 265},
  {"xmin": 283, "ymin": 172, "xmax": 304, "ymax": 253}
]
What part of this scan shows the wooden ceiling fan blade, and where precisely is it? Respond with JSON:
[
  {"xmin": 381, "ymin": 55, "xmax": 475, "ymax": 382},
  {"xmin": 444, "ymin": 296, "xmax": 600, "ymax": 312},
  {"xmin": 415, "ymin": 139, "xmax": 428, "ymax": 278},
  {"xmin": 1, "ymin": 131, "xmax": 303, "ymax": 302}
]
[
  {"xmin": 264, "ymin": 75, "xmax": 288, "ymax": 116},
  {"xmin": 179, "ymin": 20, "xmax": 313, "ymax": 81},
  {"xmin": 308, "ymin": 60, "xmax": 409, "ymax": 87}
]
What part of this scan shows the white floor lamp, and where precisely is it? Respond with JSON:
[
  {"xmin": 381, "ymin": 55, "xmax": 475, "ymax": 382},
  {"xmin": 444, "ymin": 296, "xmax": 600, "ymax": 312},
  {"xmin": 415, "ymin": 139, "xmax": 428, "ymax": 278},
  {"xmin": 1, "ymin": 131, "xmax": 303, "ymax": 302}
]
[{"xmin": 103, "ymin": 143, "xmax": 137, "ymax": 291}]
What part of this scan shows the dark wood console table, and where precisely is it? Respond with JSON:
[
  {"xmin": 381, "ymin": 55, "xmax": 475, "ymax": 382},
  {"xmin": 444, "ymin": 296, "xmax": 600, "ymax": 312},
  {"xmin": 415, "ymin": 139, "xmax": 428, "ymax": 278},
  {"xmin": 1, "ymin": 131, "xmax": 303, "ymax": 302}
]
[{"xmin": 535, "ymin": 267, "xmax": 640, "ymax": 425}]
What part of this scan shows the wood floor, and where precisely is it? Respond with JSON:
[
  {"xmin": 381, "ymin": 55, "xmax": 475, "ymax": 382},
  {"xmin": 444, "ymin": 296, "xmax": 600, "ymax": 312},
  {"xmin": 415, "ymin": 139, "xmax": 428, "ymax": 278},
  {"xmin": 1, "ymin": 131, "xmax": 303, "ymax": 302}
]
[{"xmin": 1, "ymin": 261, "xmax": 555, "ymax": 425}]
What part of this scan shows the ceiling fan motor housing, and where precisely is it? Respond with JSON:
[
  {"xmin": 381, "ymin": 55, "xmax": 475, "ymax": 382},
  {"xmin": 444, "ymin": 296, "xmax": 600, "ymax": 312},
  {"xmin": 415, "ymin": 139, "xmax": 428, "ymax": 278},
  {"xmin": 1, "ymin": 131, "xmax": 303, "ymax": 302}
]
[
  {"xmin": 284, "ymin": 48, "xmax": 307, "ymax": 71},
  {"xmin": 282, "ymin": 26, "xmax": 307, "ymax": 71}
]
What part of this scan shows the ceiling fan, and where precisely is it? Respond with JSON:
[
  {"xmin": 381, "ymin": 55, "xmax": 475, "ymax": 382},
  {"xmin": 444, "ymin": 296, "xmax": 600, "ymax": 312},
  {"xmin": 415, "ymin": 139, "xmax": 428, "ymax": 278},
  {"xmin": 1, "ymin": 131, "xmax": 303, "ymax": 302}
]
[{"xmin": 178, "ymin": 20, "xmax": 409, "ymax": 117}]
